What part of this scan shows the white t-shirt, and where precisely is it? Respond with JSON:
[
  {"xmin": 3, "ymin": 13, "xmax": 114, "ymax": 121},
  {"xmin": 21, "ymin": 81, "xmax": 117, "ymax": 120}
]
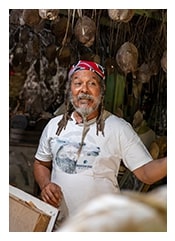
[{"xmin": 35, "ymin": 110, "xmax": 152, "ymax": 216}]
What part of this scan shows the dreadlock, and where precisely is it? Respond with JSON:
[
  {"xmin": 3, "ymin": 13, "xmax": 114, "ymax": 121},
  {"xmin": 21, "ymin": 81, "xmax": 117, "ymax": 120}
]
[
  {"xmin": 96, "ymin": 81, "xmax": 106, "ymax": 136},
  {"xmin": 56, "ymin": 80, "xmax": 74, "ymax": 135}
]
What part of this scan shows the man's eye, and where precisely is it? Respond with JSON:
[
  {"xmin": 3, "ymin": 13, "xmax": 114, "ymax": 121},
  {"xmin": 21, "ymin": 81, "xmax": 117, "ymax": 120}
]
[
  {"xmin": 88, "ymin": 81, "xmax": 96, "ymax": 86},
  {"xmin": 74, "ymin": 82, "xmax": 81, "ymax": 86}
]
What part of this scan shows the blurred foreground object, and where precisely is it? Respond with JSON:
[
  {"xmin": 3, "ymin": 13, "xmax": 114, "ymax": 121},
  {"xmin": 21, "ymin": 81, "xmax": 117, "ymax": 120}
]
[{"xmin": 57, "ymin": 185, "xmax": 166, "ymax": 232}]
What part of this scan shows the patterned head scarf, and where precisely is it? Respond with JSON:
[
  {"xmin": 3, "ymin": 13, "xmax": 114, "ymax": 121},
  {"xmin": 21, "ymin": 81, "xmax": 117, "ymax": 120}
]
[{"xmin": 68, "ymin": 60, "xmax": 105, "ymax": 80}]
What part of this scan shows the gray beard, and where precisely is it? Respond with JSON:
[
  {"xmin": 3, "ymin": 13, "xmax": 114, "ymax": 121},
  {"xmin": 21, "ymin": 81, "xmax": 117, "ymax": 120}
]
[
  {"xmin": 75, "ymin": 106, "xmax": 95, "ymax": 118},
  {"xmin": 69, "ymin": 93, "xmax": 101, "ymax": 119}
]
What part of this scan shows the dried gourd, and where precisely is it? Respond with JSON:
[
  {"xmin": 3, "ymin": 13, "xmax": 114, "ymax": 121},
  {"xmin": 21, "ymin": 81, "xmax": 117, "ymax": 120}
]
[
  {"xmin": 116, "ymin": 41, "xmax": 138, "ymax": 78},
  {"xmin": 108, "ymin": 9, "xmax": 134, "ymax": 22},
  {"xmin": 74, "ymin": 16, "xmax": 96, "ymax": 47},
  {"xmin": 22, "ymin": 9, "xmax": 41, "ymax": 27},
  {"xmin": 38, "ymin": 9, "xmax": 59, "ymax": 21},
  {"xmin": 136, "ymin": 62, "xmax": 152, "ymax": 83}
]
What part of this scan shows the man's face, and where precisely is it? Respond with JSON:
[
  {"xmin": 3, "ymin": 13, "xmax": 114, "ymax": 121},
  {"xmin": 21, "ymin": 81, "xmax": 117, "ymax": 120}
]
[{"xmin": 70, "ymin": 70, "xmax": 102, "ymax": 117}]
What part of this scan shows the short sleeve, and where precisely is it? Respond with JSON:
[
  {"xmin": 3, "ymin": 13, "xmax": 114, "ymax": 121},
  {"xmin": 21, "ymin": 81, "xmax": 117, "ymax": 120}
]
[
  {"xmin": 119, "ymin": 122, "xmax": 152, "ymax": 171},
  {"xmin": 35, "ymin": 120, "xmax": 54, "ymax": 161}
]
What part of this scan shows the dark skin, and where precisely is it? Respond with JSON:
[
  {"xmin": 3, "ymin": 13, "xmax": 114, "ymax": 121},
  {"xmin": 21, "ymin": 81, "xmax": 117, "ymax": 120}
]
[
  {"xmin": 33, "ymin": 160, "xmax": 62, "ymax": 207},
  {"xmin": 33, "ymin": 70, "xmax": 167, "ymax": 207}
]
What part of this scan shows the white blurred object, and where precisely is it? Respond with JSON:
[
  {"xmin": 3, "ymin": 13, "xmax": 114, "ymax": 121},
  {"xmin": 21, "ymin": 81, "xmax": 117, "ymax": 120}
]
[{"xmin": 57, "ymin": 185, "xmax": 166, "ymax": 232}]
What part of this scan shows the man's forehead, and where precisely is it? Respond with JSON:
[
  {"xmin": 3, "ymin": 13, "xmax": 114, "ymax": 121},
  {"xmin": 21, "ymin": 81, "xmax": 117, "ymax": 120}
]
[{"xmin": 71, "ymin": 69, "xmax": 101, "ymax": 80}]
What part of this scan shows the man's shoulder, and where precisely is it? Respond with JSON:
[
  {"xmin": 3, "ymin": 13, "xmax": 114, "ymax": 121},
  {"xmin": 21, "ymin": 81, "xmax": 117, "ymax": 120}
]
[
  {"xmin": 104, "ymin": 110, "xmax": 127, "ymax": 124},
  {"xmin": 47, "ymin": 114, "xmax": 64, "ymax": 125}
]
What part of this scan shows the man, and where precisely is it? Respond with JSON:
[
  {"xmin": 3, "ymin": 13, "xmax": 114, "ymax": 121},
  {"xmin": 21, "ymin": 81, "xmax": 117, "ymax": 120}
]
[{"xmin": 33, "ymin": 60, "xmax": 167, "ymax": 222}]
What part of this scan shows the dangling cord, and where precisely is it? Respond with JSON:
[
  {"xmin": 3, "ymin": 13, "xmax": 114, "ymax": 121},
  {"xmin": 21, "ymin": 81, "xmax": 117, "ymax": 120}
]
[
  {"xmin": 77, "ymin": 9, "xmax": 85, "ymax": 36},
  {"xmin": 56, "ymin": 80, "xmax": 73, "ymax": 136},
  {"xmin": 77, "ymin": 116, "xmax": 90, "ymax": 160},
  {"xmin": 96, "ymin": 82, "xmax": 107, "ymax": 136},
  {"xmin": 59, "ymin": 9, "xmax": 72, "ymax": 56}
]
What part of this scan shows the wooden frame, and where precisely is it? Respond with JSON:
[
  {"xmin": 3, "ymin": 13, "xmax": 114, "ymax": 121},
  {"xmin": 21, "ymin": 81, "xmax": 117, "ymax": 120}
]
[{"xmin": 9, "ymin": 185, "xmax": 59, "ymax": 232}]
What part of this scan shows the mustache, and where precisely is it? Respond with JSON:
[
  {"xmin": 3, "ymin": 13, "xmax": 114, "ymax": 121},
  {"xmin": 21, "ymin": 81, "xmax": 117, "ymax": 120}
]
[{"xmin": 77, "ymin": 94, "xmax": 94, "ymax": 100}]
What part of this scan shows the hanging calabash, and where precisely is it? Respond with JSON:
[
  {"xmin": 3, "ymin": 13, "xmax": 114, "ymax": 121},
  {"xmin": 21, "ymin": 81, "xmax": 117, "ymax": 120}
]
[
  {"xmin": 108, "ymin": 9, "xmax": 135, "ymax": 23},
  {"xmin": 136, "ymin": 62, "xmax": 152, "ymax": 83},
  {"xmin": 38, "ymin": 9, "xmax": 59, "ymax": 21},
  {"xmin": 74, "ymin": 16, "xmax": 96, "ymax": 47},
  {"xmin": 22, "ymin": 9, "xmax": 41, "ymax": 27},
  {"xmin": 116, "ymin": 41, "xmax": 138, "ymax": 78}
]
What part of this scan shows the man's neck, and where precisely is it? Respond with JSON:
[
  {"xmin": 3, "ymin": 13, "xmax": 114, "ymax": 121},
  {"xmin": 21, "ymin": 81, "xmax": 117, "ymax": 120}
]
[{"xmin": 73, "ymin": 110, "xmax": 99, "ymax": 124}]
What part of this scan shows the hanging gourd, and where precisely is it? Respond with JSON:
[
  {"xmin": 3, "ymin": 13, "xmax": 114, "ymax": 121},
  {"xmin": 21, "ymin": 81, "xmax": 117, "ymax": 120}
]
[
  {"xmin": 74, "ymin": 15, "xmax": 96, "ymax": 47},
  {"xmin": 38, "ymin": 9, "xmax": 59, "ymax": 21},
  {"xmin": 136, "ymin": 62, "xmax": 152, "ymax": 83},
  {"xmin": 22, "ymin": 9, "xmax": 41, "ymax": 27},
  {"xmin": 108, "ymin": 9, "xmax": 135, "ymax": 23},
  {"xmin": 116, "ymin": 41, "xmax": 138, "ymax": 79}
]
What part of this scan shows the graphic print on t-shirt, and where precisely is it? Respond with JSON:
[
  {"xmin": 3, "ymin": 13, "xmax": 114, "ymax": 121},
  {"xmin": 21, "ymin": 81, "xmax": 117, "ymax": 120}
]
[{"xmin": 55, "ymin": 138, "xmax": 100, "ymax": 174}]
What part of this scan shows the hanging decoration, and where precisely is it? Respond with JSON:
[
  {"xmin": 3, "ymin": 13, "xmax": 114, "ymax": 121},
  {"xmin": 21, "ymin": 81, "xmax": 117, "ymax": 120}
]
[
  {"xmin": 74, "ymin": 11, "xmax": 96, "ymax": 47},
  {"xmin": 116, "ymin": 41, "xmax": 138, "ymax": 79},
  {"xmin": 38, "ymin": 9, "xmax": 59, "ymax": 21},
  {"xmin": 9, "ymin": 9, "xmax": 167, "ymax": 135},
  {"xmin": 22, "ymin": 9, "xmax": 41, "ymax": 27},
  {"xmin": 108, "ymin": 9, "xmax": 135, "ymax": 22}
]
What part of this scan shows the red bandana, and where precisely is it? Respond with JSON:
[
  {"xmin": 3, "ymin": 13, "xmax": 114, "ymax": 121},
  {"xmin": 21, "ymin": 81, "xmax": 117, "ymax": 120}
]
[{"xmin": 68, "ymin": 60, "xmax": 105, "ymax": 80}]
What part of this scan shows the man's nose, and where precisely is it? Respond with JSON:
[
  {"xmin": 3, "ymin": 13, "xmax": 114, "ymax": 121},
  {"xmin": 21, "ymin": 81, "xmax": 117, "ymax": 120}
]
[{"xmin": 80, "ymin": 83, "xmax": 89, "ymax": 93}]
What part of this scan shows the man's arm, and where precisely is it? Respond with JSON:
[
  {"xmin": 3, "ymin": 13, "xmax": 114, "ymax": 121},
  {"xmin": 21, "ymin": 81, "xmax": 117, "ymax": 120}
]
[
  {"xmin": 33, "ymin": 159, "xmax": 63, "ymax": 207},
  {"xmin": 33, "ymin": 159, "xmax": 52, "ymax": 190},
  {"xmin": 133, "ymin": 157, "xmax": 167, "ymax": 185}
]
